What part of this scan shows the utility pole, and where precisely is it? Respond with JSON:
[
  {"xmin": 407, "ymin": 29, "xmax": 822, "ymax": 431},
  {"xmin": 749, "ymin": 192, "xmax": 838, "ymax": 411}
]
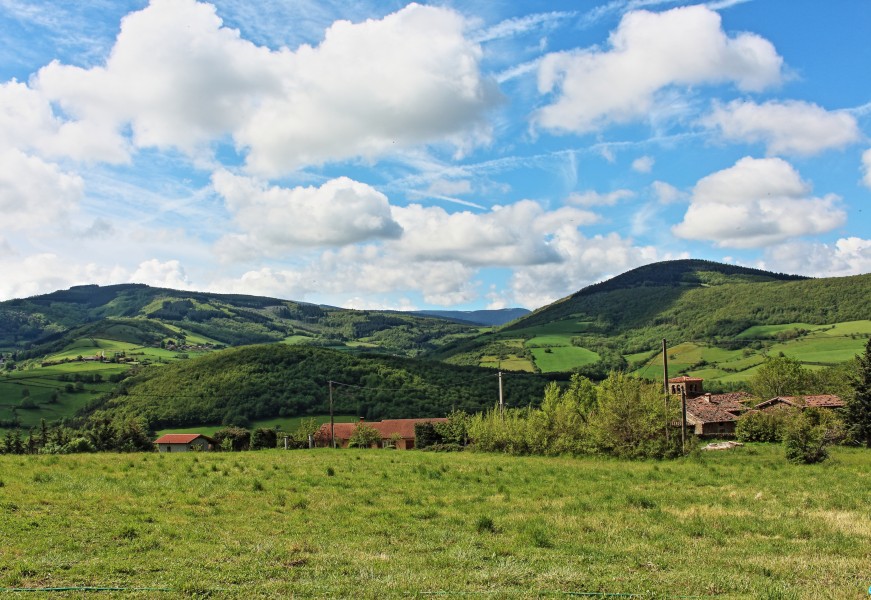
[
  {"xmin": 329, "ymin": 380, "xmax": 335, "ymax": 449},
  {"xmin": 663, "ymin": 338, "xmax": 670, "ymax": 444},
  {"xmin": 662, "ymin": 338, "xmax": 669, "ymax": 394},
  {"xmin": 498, "ymin": 370, "xmax": 504, "ymax": 421},
  {"xmin": 680, "ymin": 387, "xmax": 687, "ymax": 454}
]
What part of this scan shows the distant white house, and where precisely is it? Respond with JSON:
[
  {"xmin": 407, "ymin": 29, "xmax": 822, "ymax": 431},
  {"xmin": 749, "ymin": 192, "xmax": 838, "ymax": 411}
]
[{"xmin": 153, "ymin": 433, "xmax": 216, "ymax": 452}]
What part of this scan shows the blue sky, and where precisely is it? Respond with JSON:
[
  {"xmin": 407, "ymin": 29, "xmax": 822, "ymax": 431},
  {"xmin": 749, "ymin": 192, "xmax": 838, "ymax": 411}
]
[{"xmin": 1, "ymin": 0, "xmax": 869, "ymax": 310}]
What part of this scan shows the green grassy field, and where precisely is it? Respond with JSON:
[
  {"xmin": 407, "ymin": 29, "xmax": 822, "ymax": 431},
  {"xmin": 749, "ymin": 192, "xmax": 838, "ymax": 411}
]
[{"xmin": 0, "ymin": 445, "xmax": 868, "ymax": 598}]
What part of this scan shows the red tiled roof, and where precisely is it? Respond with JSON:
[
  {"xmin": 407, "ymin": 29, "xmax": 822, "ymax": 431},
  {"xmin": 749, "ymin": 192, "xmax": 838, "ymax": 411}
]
[
  {"xmin": 153, "ymin": 433, "xmax": 212, "ymax": 444},
  {"xmin": 703, "ymin": 392, "xmax": 753, "ymax": 414},
  {"xmin": 669, "ymin": 376, "xmax": 704, "ymax": 383},
  {"xmin": 685, "ymin": 399, "xmax": 739, "ymax": 425},
  {"xmin": 755, "ymin": 395, "xmax": 844, "ymax": 410},
  {"xmin": 316, "ymin": 418, "xmax": 448, "ymax": 441}
]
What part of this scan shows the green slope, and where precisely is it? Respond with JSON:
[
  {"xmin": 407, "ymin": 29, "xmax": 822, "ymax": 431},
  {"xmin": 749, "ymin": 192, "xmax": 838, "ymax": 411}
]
[
  {"xmin": 0, "ymin": 284, "xmax": 481, "ymax": 360},
  {"xmin": 85, "ymin": 344, "xmax": 551, "ymax": 429},
  {"xmin": 430, "ymin": 260, "xmax": 871, "ymax": 381}
]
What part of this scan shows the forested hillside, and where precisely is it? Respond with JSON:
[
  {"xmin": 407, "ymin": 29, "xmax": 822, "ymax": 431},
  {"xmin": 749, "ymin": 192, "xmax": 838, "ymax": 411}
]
[{"xmin": 86, "ymin": 345, "xmax": 551, "ymax": 429}]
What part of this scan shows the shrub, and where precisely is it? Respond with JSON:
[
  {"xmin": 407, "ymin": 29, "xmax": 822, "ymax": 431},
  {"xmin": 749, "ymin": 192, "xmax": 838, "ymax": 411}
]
[
  {"xmin": 347, "ymin": 423, "xmax": 381, "ymax": 448},
  {"xmin": 736, "ymin": 408, "xmax": 793, "ymax": 443},
  {"xmin": 250, "ymin": 428, "xmax": 278, "ymax": 450},
  {"xmin": 213, "ymin": 427, "xmax": 251, "ymax": 451},
  {"xmin": 783, "ymin": 409, "xmax": 842, "ymax": 464}
]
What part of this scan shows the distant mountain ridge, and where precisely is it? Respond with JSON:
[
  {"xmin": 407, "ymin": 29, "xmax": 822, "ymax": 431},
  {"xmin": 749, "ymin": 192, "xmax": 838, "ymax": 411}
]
[
  {"xmin": 411, "ymin": 308, "xmax": 530, "ymax": 326},
  {"xmin": 0, "ymin": 283, "xmax": 480, "ymax": 359}
]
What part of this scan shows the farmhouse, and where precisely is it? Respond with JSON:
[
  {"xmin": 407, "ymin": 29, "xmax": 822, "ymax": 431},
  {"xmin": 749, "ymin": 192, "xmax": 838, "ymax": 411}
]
[
  {"xmin": 153, "ymin": 433, "xmax": 216, "ymax": 452},
  {"xmin": 754, "ymin": 395, "xmax": 845, "ymax": 411},
  {"xmin": 672, "ymin": 380, "xmax": 753, "ymax": 437},
  {"xmin": 315, "ymin": 418, "xmax": 448, "ymax": 449}
]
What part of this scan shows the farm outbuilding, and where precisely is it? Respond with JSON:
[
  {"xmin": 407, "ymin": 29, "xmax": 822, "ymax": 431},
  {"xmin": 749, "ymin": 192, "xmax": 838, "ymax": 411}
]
[
  {"xmin": 153, "ymin": 433, "xmax": 216, "ymax": 452},
  {"xmin": 315, "ymin": 418, "xmax": 448, "ymax": 449}
]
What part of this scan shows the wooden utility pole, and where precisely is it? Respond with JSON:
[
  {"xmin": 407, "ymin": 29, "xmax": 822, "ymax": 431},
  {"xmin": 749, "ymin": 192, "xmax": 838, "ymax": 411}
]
[
  {"xmin": 680, "ymin": 387, "xmax": 687, "ymax": 454},
  {"xmin": 498, "ymin": 371, "xmax": 504, "ymax": 421},
  {"xmin": 329, "ymin": 380, "xmax": 335, "ymax": 448},
  {"xmin": 663, "ymin": 338, "xmax": 670, "ymax": 444},
  {"xmin": 662, "ymin": 338, "xmax": 669, "ymax": 394}
]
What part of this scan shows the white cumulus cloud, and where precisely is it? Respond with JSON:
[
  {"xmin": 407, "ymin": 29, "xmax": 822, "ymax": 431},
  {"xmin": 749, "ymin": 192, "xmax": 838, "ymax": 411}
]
[
  {"xmin": 0, "ymin": 149, "xmax": 84, "ymax": 230},
  {"xmin": 129, "ymin": 259, "xmax": 193, "ymax": 289},
  {"xmin": 509, "ymin": 230, "xmax": 663, "ymax": 308},
  {"xmin": 535, "ymin": 5, "xmax": 783, "ymax": 133},
  {"xmin": 762, "ymin": 237, "xmax": 871, "ymax": 277},
  {"xmin": 33, "ymin": 0, "xmax": 499, "ymax": 175},
  {"xmin": 703, "ymin": 99, "xmax": 861, "ymax": 156},
  {"xmin": 673, "ymin": 157, "xmax": 845, "ymax": 248},
  {"xmin": 391, "ymin": 201, "xmax": 597, "ymax": 267},
  {"xmin": 213, "ymin": 172, "xmax": 402, "ymax": 258}
]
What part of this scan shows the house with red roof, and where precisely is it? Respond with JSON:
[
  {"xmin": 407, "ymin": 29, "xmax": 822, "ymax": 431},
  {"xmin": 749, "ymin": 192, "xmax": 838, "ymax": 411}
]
[
  {"xmin": 315, "ymin": 418, "xmax": 448, "ymax": 449},
  {"xmin": 154, "ymin": 433, "xmax": 216, "ymax": 453}
]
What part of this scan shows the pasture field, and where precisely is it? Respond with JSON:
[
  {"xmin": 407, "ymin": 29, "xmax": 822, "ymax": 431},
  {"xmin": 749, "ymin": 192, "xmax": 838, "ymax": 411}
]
[{"xmin": 0, "ymin": 445, "xmax": 868, "ymax": 598}]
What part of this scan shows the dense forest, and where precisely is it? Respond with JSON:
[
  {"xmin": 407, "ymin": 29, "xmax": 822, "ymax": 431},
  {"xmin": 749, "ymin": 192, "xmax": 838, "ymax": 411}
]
[{"xmin": 84, "ymin": 345, "xmax": 552, "ymax": 429}]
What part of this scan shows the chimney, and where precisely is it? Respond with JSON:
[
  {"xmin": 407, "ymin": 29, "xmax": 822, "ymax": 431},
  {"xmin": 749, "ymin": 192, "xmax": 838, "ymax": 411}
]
[{"xmin": 359, "ymin": 416, "xmax": 365, "ymax": 422}]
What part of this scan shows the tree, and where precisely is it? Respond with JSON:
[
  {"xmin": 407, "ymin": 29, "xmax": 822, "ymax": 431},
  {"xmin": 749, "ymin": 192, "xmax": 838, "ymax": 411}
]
[
  {"xmin": 845, "ymin": 338, "xmax": 871, "ymax": 447},
  {"xmin": 586, "ymin": 372, "xmax": 681, "ymax": 459},
  {"xmin": 348, "ymin": 422, "xmax": 381, "ymax": 448},
  {"xmin": 750, "ymin": 355, "xmax": 810, "ymax": 399}
]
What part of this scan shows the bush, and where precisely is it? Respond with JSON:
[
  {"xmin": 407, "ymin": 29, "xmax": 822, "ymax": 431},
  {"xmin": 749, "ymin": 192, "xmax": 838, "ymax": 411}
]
[
  {"xmin": 250, "ymin": 428, "xmax": 278, "ymax": 450},
  {"xmin": 64, "ymin": 437, "xmax": 96, "ymax": 453},
  {"xmin": 736, "ymin": 408, "xmax": 793, "ymax": 443},
  {"xmin": 783, "ymin": 409, "xmax": 842, "ymax": 464},
  {"xmin": 213, "ymin": 426, "xmax": 251, "ymax": 451},
  {"xmin": 348, "ymin": 423, "xmax": 381, "ymax": 448}
]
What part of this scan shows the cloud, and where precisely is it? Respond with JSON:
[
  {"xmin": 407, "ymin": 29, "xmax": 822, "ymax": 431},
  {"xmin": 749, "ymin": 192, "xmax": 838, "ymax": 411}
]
[
  {"xmin": 673, "ymin": 157, "xmax": 845, "ymax": 248},
  {"xmin": 32, "ymin": 0, "xmax": 500, "ymax": 174},
  {"xmin": 535, "ymin": 5, "xmax": 783, "ymax": 133},
  {"xmin": 566, "ymin": 189, "xmax": 635, "ymax": 207},
  {"xmin": 238, "ymin": 3, "xmax": 501, "ymax": 175},
  {"xmin": 0, "ymin": 252, "xmax": 126, "ymax": 300},
  {"xmin": 36, "ymin": 0, "xmax": 279, "ymax": 156},
  {"xmin": 0, "ymin": 80, "xmax": 129, "ymax": 163},
  {"xmin": 703, "ymin": 99, "xmax": 861, "ymax": 156},
  {"xmin": 509, "ymin": 229, "xmax": 664, "ymax": 308},
  {"xmin": 426, "ymin": 179, "xmax": 473, "ymax": 197},
  {"xmin": 129, "ymin": 259, "xmax": 193, "ymax": 289},
  {"xmin": 213, "ymin": 172, "xmax": 403, "ymax": 258},
  {"xmin": 862, "ymin": 148, "xmax": 871, "ymax": 189},
  {"xmin": 762, "ymin": 237, "xmax": 871, "ymax": 277},
  {"xmin": 391, "ymin": 201, "xmax": 597, "ymax": 267},
  {"xmin": 0, "ymin": 149, "xmax": 83, "ymax": 230},
  {"xmin": 651, "ymin": 180, "xmax": 684, "ymax": 204},
  {"xmin": 631, "ymin": 155, "xmax": 654, "ymax": 173},
  {"xmin": 208, "ymin": 248, "xmax": 480, "ymax": 307}
]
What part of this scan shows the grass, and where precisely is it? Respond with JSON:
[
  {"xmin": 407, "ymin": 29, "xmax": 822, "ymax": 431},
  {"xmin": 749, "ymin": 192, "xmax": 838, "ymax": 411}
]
[
  {"xmin": 0, "ymin": 445, "xmax": 868, "ymax": 598},
  {"xmin": 530, "ymin": 346, "xmax": 599, "ymax": 372}
]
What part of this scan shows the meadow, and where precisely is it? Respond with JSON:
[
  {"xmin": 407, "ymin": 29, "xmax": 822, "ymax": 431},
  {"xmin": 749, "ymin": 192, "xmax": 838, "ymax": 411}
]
[{"xmin": 0, "ymin": 445, "xmax": 868, "ymax": 598}]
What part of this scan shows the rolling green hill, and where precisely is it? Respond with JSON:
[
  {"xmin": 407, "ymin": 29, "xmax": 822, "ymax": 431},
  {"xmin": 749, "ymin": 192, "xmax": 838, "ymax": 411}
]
[
  {"xmin": 84, "ymin": 344, "xmax": 550, "ymax": 430},
  {"xmin": 0, "ymin": 284, "xmax": 480, "ymax": 360},
  {"xmin": 430, "ymin": 260, "xmax": 871, "ymax": 383}
]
